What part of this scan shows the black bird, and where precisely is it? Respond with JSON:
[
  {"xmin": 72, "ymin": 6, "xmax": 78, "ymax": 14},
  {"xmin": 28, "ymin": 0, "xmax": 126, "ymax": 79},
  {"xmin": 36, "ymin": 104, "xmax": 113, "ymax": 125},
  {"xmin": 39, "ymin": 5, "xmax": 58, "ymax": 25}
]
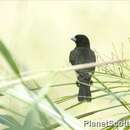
[{"xmin": 69, "ymin": 34, "xmax": 96, "ymax": 102}]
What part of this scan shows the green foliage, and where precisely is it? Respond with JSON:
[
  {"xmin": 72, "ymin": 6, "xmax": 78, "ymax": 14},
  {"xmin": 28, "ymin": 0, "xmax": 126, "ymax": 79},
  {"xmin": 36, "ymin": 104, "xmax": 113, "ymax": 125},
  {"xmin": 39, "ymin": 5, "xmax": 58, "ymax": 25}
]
[
  {"xmin": 0, "ymin": 41, "xmax": 86, "ymax": 130},
  {"xmin": 0, "ymin": 41, "xmax": 21, "ymax": 78},
  {"xmin": 0, "ymin": 40, "xmax": 130, "ymax": 130},
  {"xmin": 0, "ymin": 114, "xmax": 20, "ymax": 128}
]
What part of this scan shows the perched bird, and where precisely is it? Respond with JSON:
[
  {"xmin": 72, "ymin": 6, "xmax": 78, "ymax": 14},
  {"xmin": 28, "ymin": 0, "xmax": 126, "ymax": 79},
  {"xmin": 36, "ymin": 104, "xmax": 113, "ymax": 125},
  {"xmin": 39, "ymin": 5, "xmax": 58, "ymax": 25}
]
[{"xmin": 69, "ymin": 34, "xmax": 96, "ymax": 102}]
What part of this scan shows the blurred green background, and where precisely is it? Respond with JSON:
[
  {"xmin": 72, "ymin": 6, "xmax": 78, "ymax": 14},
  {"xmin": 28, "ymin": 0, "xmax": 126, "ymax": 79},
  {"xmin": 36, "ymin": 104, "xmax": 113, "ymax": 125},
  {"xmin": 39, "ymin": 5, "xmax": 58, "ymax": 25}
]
[{"xmin": 0, "ymin": 1, "xmax": 130, "ymax": 69}]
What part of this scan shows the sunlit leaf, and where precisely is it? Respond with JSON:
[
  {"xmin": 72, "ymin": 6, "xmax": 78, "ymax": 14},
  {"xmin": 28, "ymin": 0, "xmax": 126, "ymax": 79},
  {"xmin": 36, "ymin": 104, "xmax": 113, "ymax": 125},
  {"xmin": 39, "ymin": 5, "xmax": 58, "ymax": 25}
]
[
  {"xmin": 23, "ymin": 106, "xmax": 39, "ymax": 129},
  {"xmin": 0, "ymin": 41, "xmax": 21, "ymax": 77}
]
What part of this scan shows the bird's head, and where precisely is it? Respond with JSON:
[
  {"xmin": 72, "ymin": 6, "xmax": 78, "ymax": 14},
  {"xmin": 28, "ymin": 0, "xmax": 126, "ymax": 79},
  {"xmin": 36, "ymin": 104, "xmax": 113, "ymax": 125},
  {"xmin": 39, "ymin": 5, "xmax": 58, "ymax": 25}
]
[{"xmin": 71, "ymin": 34, "xmax": 90, "ymax": 48}]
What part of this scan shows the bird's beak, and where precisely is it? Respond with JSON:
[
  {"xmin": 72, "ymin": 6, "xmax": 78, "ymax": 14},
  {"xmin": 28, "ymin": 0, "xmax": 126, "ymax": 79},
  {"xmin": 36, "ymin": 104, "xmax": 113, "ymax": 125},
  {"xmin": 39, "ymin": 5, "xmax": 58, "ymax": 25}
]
[{"xmin": 71, "ymin": 37, "xmax": 76, "ymax": 42}]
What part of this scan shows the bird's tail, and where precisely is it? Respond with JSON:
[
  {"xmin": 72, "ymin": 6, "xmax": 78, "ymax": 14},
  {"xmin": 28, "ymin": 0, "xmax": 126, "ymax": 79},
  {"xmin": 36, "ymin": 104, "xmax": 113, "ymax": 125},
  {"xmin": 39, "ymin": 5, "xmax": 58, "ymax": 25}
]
[{"xmin": 78, "ymin": 85, "xmax": 91, "ymax": 102}]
